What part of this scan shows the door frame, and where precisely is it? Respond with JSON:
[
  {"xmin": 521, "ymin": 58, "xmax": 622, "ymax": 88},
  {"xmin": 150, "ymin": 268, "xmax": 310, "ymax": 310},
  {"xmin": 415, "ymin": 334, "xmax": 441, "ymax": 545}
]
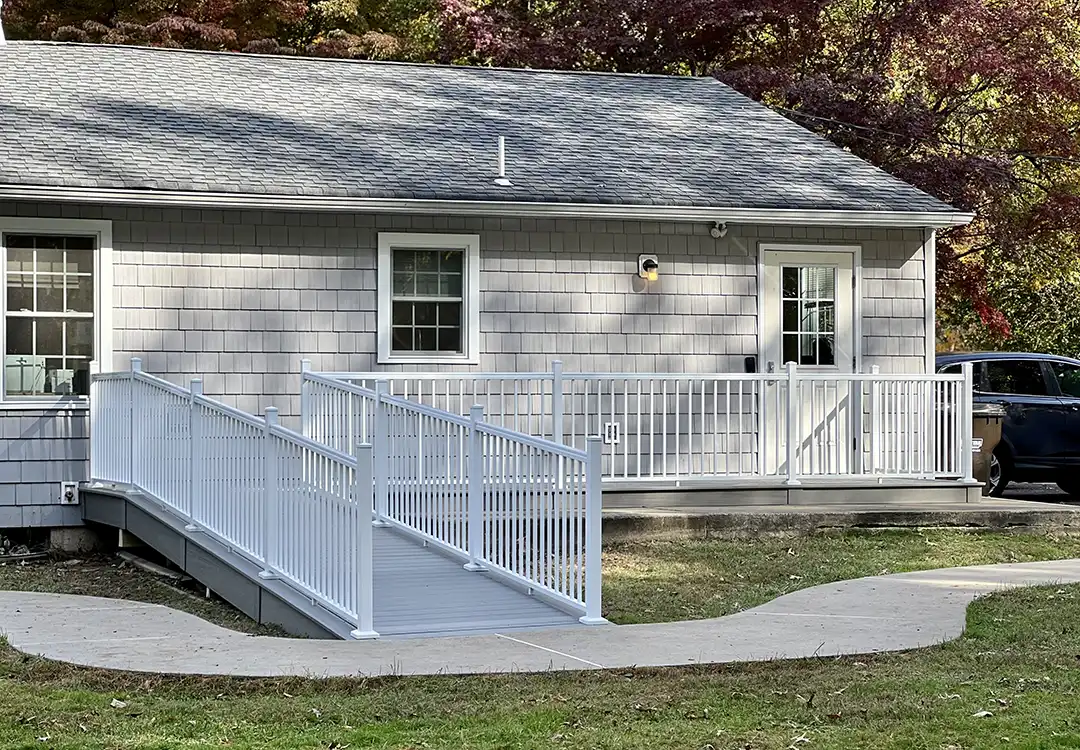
[{"xmin": 756, "ymin": 243, "xmax": 863, "ymax": 375}]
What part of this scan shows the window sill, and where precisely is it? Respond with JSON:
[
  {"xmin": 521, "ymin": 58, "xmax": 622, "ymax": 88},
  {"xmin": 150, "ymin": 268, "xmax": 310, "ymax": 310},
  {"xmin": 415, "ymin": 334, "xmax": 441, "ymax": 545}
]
[
  {"xmin": 377, "ymin": 354, "xmax": 480, "ymax": 366},
  {"xmin": 0, "ymin": 399, "xmax": 90, "ymax": 411}
]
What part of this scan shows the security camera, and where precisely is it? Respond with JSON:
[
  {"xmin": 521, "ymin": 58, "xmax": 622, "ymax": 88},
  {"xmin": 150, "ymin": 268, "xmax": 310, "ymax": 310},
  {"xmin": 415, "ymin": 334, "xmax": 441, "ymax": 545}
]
[{"xmin": 710, "ymin": 221, "xmax": 729, "ymax": 239}]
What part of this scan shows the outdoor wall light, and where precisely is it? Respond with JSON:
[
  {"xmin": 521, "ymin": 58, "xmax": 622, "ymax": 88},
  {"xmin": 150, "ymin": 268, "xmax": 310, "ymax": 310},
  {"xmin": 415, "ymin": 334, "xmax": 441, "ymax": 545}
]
[
  {"xmin": 710, "ymin": 221, "xmax": 729, "ymax": 239},
  {"xmin": 638, "ymin": 254, "xmax": 660, "ymax": 281}
]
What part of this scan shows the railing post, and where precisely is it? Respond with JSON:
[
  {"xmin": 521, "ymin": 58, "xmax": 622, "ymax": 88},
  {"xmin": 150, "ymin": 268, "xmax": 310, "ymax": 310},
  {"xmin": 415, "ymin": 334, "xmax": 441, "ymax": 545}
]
[
  {"xmin": 784, "ymin": 361, "xmax": 801, "ymax": 486},
  {"xmin": 961, "ymin": 361, "xmax": 975, "ymax": 483},
  {"xmin": 372, "ymin": 381, "xmax": 390, "ymax": 527},
  {"xmin": 184, "ymin": 379, "xmax": 204, "ymax": 532},
  {"xmin": 351, "ymin": 442, "xmax": 379, "ymax": 639},
  {"xmin": 580, "ymin": 437, "xmax": 606, "ymax": 625},
  {"xmin": 868, "ymin": 365, "xmax": 881, "ymax": 475},
  {"xmin": 129, "ymin": 357, "xmax": 142, "ymax": 488},
  {"xmin": 300, "ymin": 359, "xmax": 312, "ymax": 438},
  {"xmin": 551, "ymin": 360, "xmax": 565, "ymax": 445},
  {"xmin": 258, "ymin": 407, "xmax": 279, "ymax": 580},
  {"xmin": 88, "ymin": 360, "xmax": 99, "ymax": 484},
  {"xmin": 464, "ymin": 404, "xmax": 486, "ymax": 572}
]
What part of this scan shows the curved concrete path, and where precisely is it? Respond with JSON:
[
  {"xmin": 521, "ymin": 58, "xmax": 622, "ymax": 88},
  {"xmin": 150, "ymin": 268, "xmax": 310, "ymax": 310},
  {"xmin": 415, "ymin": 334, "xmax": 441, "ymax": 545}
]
[{"xmin": 3, "ymin": 559, "xmax": 1080, "ymax": 678}]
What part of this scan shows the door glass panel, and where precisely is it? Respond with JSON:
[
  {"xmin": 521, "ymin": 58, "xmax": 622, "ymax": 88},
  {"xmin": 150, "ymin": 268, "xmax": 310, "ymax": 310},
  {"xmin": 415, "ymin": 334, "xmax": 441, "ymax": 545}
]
[
  {"xmin": 985, "ymin": 361, "xmax": 1049, "ymax": 396},
  {"xmin": 780, "ymin": 265, "xmax": 837, "ymax": 366},
  {"xmin": 1051, "ymin": 362, "xmax": 1080, "ymax": 398}
]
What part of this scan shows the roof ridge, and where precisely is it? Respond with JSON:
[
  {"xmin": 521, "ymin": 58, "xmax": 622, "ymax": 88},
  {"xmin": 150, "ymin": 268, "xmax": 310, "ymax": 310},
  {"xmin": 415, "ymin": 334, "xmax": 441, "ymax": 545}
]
[{"xmin": 5, "ymin": 40, "xmax": 724, "ymax": 83}]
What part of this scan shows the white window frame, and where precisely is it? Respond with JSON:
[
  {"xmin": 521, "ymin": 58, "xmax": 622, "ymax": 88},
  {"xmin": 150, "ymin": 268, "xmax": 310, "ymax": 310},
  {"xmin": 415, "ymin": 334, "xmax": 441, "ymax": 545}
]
[
  {"xmin": 378, "ymin": 232, "xmax": 481, "ymax": 365},
  {"xmin": 0, "ymin": 217, "xmax": 113, "ymax": 409}
]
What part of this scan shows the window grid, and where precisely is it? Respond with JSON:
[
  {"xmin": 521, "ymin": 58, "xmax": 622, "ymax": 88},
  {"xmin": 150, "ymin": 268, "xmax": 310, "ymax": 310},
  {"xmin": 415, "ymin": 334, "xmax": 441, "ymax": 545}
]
[
  {"xmin": 781, "ymin": 265, "xmax": 837, "ymax": 367},
  {"xmin": 390, "ymin": 248, "xmax": 464, "ymax": 354},
  {"xmin": 4, "ymin": 235, "xmax": 95, "ymax": 397}
]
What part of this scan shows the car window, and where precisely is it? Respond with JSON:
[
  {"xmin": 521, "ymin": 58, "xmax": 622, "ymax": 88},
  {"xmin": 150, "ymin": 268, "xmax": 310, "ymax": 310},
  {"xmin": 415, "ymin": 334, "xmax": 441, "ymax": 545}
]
[
  {"xmin": 1051, "ymin": 362, "xmax": 1080, "ymax": 398},
  {"xmin": 984, "ymin": 360, "xmax": 1049, "ymax": 396},
  {"xmin": 937, "ymin": 363, "xmax": 961, "ymax": 374}
]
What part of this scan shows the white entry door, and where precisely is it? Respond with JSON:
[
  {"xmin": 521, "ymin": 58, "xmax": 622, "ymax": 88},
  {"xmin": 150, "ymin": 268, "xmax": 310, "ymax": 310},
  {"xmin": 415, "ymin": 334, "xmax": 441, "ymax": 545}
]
[{"xmin": 761, "ymin": 249, "xmax": 856, "ymax": 476}]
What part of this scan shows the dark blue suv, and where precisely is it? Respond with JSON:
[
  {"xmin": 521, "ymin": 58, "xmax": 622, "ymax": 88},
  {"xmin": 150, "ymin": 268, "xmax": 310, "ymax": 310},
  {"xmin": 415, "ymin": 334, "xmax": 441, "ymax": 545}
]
[{"xmin": 936, "ymin": 352, "xmax": 1080, "ymax": 496}]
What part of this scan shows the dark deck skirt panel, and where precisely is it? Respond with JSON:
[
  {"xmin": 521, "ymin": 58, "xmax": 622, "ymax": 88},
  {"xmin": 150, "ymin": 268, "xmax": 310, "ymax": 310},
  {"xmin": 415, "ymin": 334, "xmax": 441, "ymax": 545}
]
[{"xmin": 81, "ymin": 487, "xmax": 350, "ymax": 639}]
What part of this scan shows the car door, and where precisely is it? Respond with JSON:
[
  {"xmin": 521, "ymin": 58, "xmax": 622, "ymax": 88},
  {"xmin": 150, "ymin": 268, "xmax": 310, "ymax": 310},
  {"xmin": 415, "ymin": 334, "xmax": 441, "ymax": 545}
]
[
  {"xmin": 980, "ymin": 359, "xmax": 1066, "ymax": 468},
  {"xmin": 1047, "ymin": 360, "xmax": 1080, "ymax": 465}
]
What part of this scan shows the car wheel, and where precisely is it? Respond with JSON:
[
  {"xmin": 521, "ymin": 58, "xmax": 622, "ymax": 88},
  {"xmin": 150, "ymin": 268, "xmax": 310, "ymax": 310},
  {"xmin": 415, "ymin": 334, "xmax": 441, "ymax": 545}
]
[
  {"xmin": 1057, "ymin": 479, "xmax": 1080, "ymax": 497},
  {"xmin": 987, "ymin": 449, "xmax": 1010, "ymax": 497}
]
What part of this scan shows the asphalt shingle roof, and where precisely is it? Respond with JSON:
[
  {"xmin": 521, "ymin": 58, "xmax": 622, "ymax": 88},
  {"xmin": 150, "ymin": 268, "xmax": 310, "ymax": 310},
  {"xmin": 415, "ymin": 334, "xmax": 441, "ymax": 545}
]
[{"xmin": 0, "ymin": 42, "xmax": 958, "ymax": 214}]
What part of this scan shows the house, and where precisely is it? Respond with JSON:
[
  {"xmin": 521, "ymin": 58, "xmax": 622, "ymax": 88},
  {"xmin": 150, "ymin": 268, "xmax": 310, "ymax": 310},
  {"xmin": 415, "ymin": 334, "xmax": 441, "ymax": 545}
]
[{"xmin": 0, "ymin": 39, "xmax": 974, "ymax": 532}]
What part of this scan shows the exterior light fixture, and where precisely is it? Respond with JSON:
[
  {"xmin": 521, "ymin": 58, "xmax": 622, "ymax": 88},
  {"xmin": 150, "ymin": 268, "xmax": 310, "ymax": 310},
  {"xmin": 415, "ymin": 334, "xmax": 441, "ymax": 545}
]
[
  {"xmin": 710, "ymin": 221, "xmax": 729, "ymax": 239},
  {"xmin": 638, "ymin": 254, "xmax": 659, "ymax": 281}
]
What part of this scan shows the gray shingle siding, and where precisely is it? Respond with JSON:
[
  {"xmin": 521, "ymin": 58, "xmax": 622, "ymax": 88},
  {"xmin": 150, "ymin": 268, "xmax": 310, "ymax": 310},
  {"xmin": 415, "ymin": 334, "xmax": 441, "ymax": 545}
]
[
  {"xmin": 0, "ymin": 42, "xmax": 956, "ymax": 215},
  {"xmin": 0, "ymin": 201, "xmax": 928, "ymax": 526}
]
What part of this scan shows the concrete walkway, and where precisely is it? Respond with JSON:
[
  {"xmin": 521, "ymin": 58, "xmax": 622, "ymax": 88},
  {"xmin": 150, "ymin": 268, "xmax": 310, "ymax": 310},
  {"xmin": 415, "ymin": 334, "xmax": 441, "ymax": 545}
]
[{"xmin": 3, "ymin": 559, "xmax": 1080, "ymax": 678}]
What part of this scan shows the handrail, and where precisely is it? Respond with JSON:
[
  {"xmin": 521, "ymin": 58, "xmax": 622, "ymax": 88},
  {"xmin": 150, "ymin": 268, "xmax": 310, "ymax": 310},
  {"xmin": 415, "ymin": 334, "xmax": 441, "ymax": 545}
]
[
  {"xmin": 268, "ymin": 422, "xmax": 356, "ymax": 466},
  {"xmin": 476, "ymin": 419, "xmax": 588, "ymax": 460}
]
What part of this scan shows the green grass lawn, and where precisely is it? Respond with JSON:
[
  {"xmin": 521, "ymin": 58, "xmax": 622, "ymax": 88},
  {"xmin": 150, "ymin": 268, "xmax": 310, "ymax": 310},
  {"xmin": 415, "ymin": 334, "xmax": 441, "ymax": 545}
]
[
  {"xmin": 603, "ymin": 530, "xmax": 1080, "ymax": 622},
  {"xmin": 3, "ymin": 530, "xmax": 1080, "ymax": 748},
  {"xmin": 2, "ymin": 584, "xmax": 1079, "ymax": 749}
]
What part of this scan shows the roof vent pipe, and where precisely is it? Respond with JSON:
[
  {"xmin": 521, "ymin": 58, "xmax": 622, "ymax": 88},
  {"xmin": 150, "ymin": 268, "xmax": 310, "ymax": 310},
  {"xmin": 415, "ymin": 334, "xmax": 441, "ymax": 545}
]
[
  {"xmin": 0, "ymin": 0, "xmax": 6, "ymax": 45},
  {"xmin": 494, "ymin": 136, "xmax": 512, "ymax": 186}
]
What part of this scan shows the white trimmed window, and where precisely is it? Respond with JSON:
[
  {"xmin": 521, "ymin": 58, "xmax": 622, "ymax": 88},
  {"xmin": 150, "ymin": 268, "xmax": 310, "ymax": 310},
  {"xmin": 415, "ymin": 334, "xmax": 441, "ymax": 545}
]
[
  {"xmin": 378, "ymin": 233, "xmax": 480, "ymax": 364},
  {"xmin": 1, "ymin": 219, "xmax": 112, "ymax": 403}
]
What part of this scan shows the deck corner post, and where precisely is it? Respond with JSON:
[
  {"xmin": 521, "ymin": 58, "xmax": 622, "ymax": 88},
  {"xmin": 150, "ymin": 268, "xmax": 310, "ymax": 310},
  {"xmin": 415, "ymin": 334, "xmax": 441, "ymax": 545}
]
[
  {"xmin": 372, "ymin": 382, "xmax": 391, "ymax": 527},
  {"xmin": 184, "ymin": 378, "xmax": 204, "ymax": 531},
  {"xmin": 868, "ymin": 365, "xmax": 881, "ymax": 476},
  {"xmin": 463, "ymin": 404, "xmax": 487, "ymax": 572},
  {"xmin": 580, "ymin": 436, "xmax": 606, "ymax": 625},
  {"xmin": 258, "ymin": 406, "xmax": 280, "ymax": 580},
  {"xmin": 551, "ymin": 360, "xmax": 565, "ymax": 445},
  {"xmin": 351, "ymin": 442, "xmax": 379, "ymax": 639},
  {"xmin": 784, "ymin": 361, "xmax": 801, "ymax": 486},
  {"xmin": 960, "ymin": 361, "xmax": 975, "ymax": 483}
]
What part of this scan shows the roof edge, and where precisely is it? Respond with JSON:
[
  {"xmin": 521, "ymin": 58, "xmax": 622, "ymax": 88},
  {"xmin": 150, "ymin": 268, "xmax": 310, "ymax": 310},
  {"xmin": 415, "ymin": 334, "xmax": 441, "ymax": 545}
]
[{"xmin": 0, "ymin": 185, "xmax": 976, "ymax": 229}]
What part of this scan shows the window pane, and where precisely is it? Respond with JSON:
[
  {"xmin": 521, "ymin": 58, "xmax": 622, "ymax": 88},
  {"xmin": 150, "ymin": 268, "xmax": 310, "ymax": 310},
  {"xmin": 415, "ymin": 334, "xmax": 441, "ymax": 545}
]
[
  {"xmin": 394, "ymin": 250, "xmax": 417, "ymax": 272},
  {"xmin": 817, "ymin": 335, "xmax": 836, "ymax": 366},
  {"xmin": 67, "ymin": 248, "xmax": 94, "ymax": 274},
  {"xmin": 5, "ymin": 235, "xmax": 34, "ymax": 249},
  {"xmin": 440, "ymin": 252, "xmax": 463, "ymax": 273},
  {"xmin": 65, "ymin": 237, "xmax": 94, "ymax": 252},
  {"xmin": 66, "ymin": 275, "xmax": 94, "ymax": 313},
  {"xmin": 814, "ymin": 300, "xmax": 835, "ymax": 333},
  {"xmin": 938, "ymin": 363, "xmax": 961, "ymax": 375},
  {"xmin": 440, "ymin": 274, "xmax": 463, "ymax": 297},
  {"xmin": 413, "ymin": 251, "xmax": 437, "ymax": 271},
  {"xmin": 414, "ymin": 273, "xmax": 441, "ymax": 296},
  {"xmin": 1052, "ymin": 362, "xmax": 1080, "ymax": 398},
  {"xmin": 392, "ymin": 272, "xmax": 414, "ymax": 296},
  {"xmin": 782, "ymin": 301, "xmax": 798, "ymax": 332},
  {"xmin": 437, "ymin": 328, "xmax": 461, "ymax": 352},
  {"xmin": 37, "ymin": 249, "xmax": 64, "ymax": 273},
  {"xmin": 391, "ymin": 327, "xmax": 413, "ymax": 351},
  {"xmin": 6, "ymin": 318, "xmax": 32, "ymax": 355},
  {"xmin": 6, "ymin": 274, "xmax": 33, "ymax": 311},
  {"xmin": 391, "ymin": 301, "xmax": 412, "ymax": 326},
  {"xmin": 36, "ymin": 318, "xmax": 64, "ymax": 356},
  {"xmin": 7, "ymin": 248, "xmax": 33, "ymax": 273},
  {"xmin": 5, "ymin": 354, "xmax": 45, "ymax": 396},
  {"xmin": 985, "ymin": 361, "xmax": 1048, "ymax": 396},
  {"xmin": 37, "ymin": 275, "xmax": 64, "ymax": 312},
  {"xmin": 47, "ymin": 358, "xmax": 75, "ymax": 395},
  {"xmin": 782, "ymin": 268, "xmax": 798, "ymax": 298},
  {"xmin": 413, "ymin": 302, "xmax": 436, "ymax": 326},
  {"xmin": 68, "ymin": 319, "xmax": 94, "ymax": 358},
  {"xmin": 414, "ymin": 327, "xmax": 438, "ymax": 351},
  {"xmin": 36, "ymin": 236, "xmax": 63, "ymax": 250},
  {"xmin": 782, "ymin": 333, "xmax": 799, "ymax": 365},
  {"xmin": 438, "ymin": 303, "xmax": 461, "ymax": 327}
]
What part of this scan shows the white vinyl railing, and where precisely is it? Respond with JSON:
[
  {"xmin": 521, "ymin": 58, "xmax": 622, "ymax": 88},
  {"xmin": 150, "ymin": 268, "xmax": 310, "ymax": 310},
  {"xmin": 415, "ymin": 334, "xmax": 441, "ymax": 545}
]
[
  {"xmin": 300, "ymin": 370, "xmax": 604, "ymax": 621},
  {"xmin": 91, "ymin": 359, "xmax": 379, "ymax": 640},
  {"xmin": 307, "ymin": 361, "xmax": 974, "ymax": 487}
]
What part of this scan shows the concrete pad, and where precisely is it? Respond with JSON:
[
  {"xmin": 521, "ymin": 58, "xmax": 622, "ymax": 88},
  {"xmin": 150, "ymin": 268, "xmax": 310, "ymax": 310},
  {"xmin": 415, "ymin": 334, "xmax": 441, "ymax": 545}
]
[{"xmin": 4, "ymin": 560, "xmax": 1080, "ymax": 677}]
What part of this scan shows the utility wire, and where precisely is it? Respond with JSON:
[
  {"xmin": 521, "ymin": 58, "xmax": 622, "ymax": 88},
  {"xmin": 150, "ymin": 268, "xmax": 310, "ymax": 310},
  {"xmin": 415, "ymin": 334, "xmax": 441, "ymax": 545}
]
[{"xmin": 772, "ymin": 105, "xmax": 1080, "ymax": 167}]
